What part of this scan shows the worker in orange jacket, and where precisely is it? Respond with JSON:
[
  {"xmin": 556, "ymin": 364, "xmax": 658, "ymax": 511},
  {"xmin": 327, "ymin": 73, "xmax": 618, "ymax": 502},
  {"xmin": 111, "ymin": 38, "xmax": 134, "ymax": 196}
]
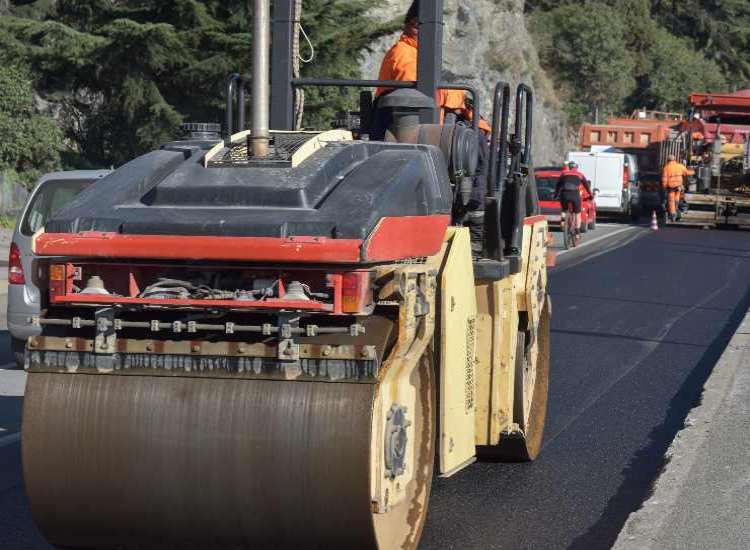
[
  {"xmin": 661, "ymin": 154, "xmax": 694, "ymax": 222},
  {"xmin": 376, "ymin": 1, "xmax": 491, "ymax": 134},
  {"xmin": 376, "ymin": 0, "xmax": 490, "ymax": 256}
]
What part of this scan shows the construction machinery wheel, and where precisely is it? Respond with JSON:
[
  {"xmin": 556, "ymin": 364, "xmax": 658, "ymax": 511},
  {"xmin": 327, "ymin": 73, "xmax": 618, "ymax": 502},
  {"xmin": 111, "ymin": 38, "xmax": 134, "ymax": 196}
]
[
  {"xmin": 479, "ymin": 295, "xmax": 550, "ymax": 462},
  {"xmin": 372, "ymin": 351, "xmax": 436, "ymax": 550},
  {"xmin": 22, "ymin": 349, "xmax": 436, "ymax": 549}
]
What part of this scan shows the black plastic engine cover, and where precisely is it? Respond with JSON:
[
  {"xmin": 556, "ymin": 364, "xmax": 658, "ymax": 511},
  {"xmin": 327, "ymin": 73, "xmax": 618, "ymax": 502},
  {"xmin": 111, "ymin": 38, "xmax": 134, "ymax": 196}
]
[{"xmin": 46, "ymin": 139, "xmax": 453, "ymax": 240}]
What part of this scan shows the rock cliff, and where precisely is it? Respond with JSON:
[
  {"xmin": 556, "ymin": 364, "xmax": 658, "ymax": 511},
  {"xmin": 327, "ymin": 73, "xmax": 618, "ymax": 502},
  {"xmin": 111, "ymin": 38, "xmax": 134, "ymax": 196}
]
[{"xmin": 359, "ymin": 0, "xmax": 571, "ymax": 165}]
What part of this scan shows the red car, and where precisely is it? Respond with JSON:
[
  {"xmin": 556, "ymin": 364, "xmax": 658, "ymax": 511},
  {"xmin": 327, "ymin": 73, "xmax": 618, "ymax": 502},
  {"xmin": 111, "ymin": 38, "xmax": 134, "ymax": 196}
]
[{"xmin": 535, "ymin": 168, "xmax": 597, "ymax": 232}]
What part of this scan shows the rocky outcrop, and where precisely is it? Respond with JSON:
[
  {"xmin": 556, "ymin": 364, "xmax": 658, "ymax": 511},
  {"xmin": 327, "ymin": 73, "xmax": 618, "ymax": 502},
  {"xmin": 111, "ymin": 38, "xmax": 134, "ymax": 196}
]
[{"xmin": 359, "ymin": 0, "xmax": 572, "ymax": 166}]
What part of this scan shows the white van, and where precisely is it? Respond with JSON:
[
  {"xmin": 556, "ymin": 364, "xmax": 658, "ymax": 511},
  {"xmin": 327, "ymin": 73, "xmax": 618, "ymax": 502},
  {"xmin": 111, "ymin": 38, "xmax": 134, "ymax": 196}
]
[{"xmin": 567, "ymin": 149, "xmax": 638, "ymax": 216}]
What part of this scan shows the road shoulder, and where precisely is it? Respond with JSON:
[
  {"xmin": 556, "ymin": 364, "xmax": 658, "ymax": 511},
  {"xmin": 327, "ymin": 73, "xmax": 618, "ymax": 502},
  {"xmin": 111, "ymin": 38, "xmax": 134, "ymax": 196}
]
[{"xmin": 613, "ymin": 305, "xmax": 750, "ymax": 550}]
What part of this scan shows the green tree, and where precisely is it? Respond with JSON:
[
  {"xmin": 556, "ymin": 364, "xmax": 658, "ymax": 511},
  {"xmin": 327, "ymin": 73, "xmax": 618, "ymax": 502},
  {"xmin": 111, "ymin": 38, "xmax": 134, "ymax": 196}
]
[
  {"xmin": 0, "ymin": 0, "xmax": 396, "ymax": 168},
  {"xmin": 0, "ymin": 64, "xmax": 63, "ymax": 188},
  {"xmin": 652, "ymin": 0, "xmax": 750, "ymax": 83},
  {"xmin": 531, "ymin": 2, "xmax": 636, "ymax": 122},
  {"xmin": 632, "ymin": 29, "xmax": 726, "ymax": 110}
]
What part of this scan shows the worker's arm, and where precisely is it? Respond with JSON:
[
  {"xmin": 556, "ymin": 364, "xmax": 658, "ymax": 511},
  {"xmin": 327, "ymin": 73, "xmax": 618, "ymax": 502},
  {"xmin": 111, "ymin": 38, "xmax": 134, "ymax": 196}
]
[
  {"xmin": 581, "ymin": 177, "xmax": 593, "ymax": 197},
  {"xmin": 554, "ymin": 175, "xmax": 564, "ymax": 198}
]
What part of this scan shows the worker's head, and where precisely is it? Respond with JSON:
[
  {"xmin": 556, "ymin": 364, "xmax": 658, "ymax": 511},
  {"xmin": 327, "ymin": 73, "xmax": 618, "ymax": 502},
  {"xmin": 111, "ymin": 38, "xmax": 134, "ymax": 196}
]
[
  {"xmin": 668, "ymin": 154, "xmax": 676, "ymax": 162},
  {"xmin": 404, "ymin": 0, "xmax": 419, "ymax": 37},
  {"xmin": 568, "ymin": 161, "xmax": 578, "ymax": 170}
]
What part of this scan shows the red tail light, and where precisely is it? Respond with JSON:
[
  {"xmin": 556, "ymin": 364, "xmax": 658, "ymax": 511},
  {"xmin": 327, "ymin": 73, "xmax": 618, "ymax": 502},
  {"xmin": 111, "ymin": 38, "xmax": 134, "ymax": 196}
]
[
  {"xmin": 623, "ymin": 166, "xmax": 630, "ymax": 189},
  {"xmin": 341, "ymin": 271, "xmax": 372, "ymax": 314},
  {"xmin": 8, "ymin": 242, "xmax": 24, "ymax": 285}
]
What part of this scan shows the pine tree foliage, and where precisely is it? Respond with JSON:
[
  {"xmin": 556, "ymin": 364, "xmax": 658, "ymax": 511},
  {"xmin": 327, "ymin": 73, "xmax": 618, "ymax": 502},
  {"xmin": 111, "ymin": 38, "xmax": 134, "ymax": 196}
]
[{"xmin": 1, "ymin": 0, "xmax": 394, "ymax": 168}]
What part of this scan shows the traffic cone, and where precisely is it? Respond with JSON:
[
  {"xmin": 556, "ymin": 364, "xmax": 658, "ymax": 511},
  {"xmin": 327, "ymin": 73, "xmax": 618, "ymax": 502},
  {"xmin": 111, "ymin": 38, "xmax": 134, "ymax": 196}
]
[{"xmin": 650, "ymin": 210, "xmax": 659, "ymax": 231}]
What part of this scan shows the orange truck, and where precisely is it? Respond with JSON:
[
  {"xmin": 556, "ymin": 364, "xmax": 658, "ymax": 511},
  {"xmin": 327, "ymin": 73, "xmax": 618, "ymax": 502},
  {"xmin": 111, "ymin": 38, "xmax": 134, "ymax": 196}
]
[{"xmin": 579, "ymin": 98, "xmax": 750, "ymax": 227}]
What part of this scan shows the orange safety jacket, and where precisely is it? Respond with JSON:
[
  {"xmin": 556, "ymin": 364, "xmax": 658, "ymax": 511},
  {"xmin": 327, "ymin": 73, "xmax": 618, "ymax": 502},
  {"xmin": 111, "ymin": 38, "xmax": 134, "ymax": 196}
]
[
  {"xmin": 661, "ymin": 160, "xmax": 694, "ymax": 189},
  {"xmin": 377, "ymin": 34, "xmax": 492, "ymax": 134}
]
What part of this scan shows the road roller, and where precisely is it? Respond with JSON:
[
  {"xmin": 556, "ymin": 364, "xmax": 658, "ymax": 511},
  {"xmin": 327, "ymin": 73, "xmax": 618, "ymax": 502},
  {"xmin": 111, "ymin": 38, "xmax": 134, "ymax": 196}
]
[{"xmin": 21, "ymin": 1, "xmax": 551, "ymax": 548}]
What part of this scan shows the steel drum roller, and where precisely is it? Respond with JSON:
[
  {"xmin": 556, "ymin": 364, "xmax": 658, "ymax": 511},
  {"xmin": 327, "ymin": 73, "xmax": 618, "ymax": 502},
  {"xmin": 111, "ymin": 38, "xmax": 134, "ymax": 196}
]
[
  {"xmin": 23, "ymin": 348, "xmax": 435, "ymax": 549},
  {"xmin": 24, "ymin": 373, "xmax": 378, "ymax": 549}
]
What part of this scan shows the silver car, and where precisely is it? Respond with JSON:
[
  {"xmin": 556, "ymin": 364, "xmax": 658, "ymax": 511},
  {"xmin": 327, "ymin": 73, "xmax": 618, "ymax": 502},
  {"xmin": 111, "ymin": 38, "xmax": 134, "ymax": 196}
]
[{"xmin": 7, "ymin": 170, "xmax": 111, "ymax": 368}]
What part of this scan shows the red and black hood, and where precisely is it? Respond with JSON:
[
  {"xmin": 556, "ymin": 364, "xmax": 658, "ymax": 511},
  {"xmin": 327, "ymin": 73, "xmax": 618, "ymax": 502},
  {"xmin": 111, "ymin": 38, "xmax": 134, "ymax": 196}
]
[{"xmin": 39, "ymin": 134, "xmax": 453, "ymax": 263}]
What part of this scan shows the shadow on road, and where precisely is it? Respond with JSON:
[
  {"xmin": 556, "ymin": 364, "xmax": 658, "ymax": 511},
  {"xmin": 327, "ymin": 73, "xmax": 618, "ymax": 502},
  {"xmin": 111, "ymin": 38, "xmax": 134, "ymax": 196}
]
[
  {"xmin": 568, "ymin": 285, "xmax": 750, "ymax": 550},
  {"xmin": 0, "ymin": 331, "xmax": 15, "ymax": 365},
  {"xmin": 0, "ymin": 396, "xmax": 22, "ymax": 438}
]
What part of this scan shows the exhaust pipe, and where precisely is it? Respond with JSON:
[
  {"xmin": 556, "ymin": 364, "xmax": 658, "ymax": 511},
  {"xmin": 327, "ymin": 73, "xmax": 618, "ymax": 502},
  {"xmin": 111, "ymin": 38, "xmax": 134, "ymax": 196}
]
[{"xmin": 252, "ymin": 0, "xmax": 271, "ymax": 157}]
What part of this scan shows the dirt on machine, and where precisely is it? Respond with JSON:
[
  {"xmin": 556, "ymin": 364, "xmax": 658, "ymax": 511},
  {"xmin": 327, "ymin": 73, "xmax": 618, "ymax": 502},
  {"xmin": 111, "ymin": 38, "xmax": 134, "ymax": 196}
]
[{"xmin": 21, "ymin": 1, "xmax": 552, "ymax": 548}]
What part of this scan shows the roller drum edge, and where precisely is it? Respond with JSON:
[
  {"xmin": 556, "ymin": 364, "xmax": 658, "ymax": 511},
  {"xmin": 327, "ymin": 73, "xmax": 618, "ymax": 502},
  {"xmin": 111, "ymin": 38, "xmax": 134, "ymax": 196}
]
[{"xmin": 23, "ymin": 373, "xmax": 378, "ymax": 549}]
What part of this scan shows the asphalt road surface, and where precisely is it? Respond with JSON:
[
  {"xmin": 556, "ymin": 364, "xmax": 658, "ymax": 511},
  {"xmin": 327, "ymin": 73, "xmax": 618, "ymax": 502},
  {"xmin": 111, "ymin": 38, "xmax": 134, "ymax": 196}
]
[{"xmin": 1, "ymin": 224, "xmax": 749, "ymax": 549}]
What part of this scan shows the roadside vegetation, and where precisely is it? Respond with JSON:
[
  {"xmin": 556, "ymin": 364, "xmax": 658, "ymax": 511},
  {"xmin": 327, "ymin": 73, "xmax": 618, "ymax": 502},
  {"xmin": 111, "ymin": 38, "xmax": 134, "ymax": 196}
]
[
  {"xmin": 0, "ymin": 64, "xmax": 63, "ymax": 188},
  {"xmin": 1, "ymin": 0, "xmax": 747, "ymax": 180},
  {"xmin": 526, "ymin": 0, "xmax": 736, "ymax": 123},
  {"xmin": 0, "ymin": 0, "xmax": 395, "ymax": 180}
]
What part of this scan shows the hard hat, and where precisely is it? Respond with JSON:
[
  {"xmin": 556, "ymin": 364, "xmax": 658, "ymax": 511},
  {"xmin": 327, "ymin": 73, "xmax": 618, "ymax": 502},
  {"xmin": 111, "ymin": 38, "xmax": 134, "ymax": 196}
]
[
  {"xmin": 668, "ymin": 154, "xmax": 676, "ymax": 161},
  {"xmin": 568, "ymin": 161, "xmax": 578, "ymax": 169}
]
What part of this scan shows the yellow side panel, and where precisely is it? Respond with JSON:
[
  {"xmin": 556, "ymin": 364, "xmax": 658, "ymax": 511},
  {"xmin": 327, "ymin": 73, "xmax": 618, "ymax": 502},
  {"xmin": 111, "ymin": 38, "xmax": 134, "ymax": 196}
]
[
  {"xmin": 492, "ymin": 278, "xmax": 518, "ymax": 442},
  {"xmin": 475, "ymin": 219, "xmax": 548, "ymax": 446},
  {"xmin": 473, "ymin": 283, "xmax": 495, "ymax": 445},
  {"xmin": 438, "ymin": 228, "xmax": 477, "ymax": 476},
  {"xmin": 474, "ymin": 277, "xmax": 517, "ymax": 445}
]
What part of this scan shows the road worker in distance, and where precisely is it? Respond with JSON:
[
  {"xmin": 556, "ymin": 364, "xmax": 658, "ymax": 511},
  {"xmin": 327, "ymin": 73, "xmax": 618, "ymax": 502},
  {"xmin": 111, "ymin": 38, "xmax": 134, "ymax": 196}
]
[
  {"xmin": 554, "ymin": 161, "xmax": 592, "ymax": 240},
  {"xmin": 662, "ymin": 154, "xmax": 694, "ymax": 223}
]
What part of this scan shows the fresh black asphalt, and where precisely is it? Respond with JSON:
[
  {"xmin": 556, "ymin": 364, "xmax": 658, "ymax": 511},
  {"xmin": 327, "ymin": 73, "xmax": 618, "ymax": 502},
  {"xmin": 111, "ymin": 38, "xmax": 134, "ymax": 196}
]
[
  {"xmin": 422, "ymin": 227, "xmax": 750, "ymax": 549},
  {"xmin": 1, "ymin": 227, "xmax": 749, "ymax": 549}
]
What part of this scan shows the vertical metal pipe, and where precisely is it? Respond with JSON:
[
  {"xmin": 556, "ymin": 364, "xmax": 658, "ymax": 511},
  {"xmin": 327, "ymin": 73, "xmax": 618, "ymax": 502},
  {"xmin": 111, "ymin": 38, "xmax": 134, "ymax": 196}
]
[
  {"xmin": 417, "ymin": 0, "xmax": 442, "ymax": 124},
  {"xmin": 271, "ymin": 0, "xmax": 295, "ymax": 130},
  {"xmin": 252, "ymin": 0, "xmax": 271, "ymax": 157}
]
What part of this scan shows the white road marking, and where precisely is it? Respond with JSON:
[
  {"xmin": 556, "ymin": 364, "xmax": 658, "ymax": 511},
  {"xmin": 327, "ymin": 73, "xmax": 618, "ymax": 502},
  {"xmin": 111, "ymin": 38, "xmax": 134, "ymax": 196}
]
[
  {"xmin": 0, "ymin": 432, "xmax": 20, "ymax": 448},
  {"xmin": 557, "ymin": 226, "xmax": 639, "ymax": 257}
]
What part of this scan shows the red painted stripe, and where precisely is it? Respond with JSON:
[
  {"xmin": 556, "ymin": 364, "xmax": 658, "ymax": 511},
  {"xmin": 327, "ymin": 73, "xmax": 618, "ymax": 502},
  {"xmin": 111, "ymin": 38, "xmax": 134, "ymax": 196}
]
[
  {"xmin": 36, "ymin": 232, "xmax": 363, "ymax": 263},
  {"xmin": 362, "ymin": 215, "xmax": 450, "ymax": 261},
  {"xmin": 37, "ymin": 216, "xmax": 452, "ymax": 264},
  {"xmin": 523, "ymin": 215, "xmax": 548, "ymax": 226},
  {"xmin": 51, "ymin": 294, "xmax": 331, "ymax": 311}
]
